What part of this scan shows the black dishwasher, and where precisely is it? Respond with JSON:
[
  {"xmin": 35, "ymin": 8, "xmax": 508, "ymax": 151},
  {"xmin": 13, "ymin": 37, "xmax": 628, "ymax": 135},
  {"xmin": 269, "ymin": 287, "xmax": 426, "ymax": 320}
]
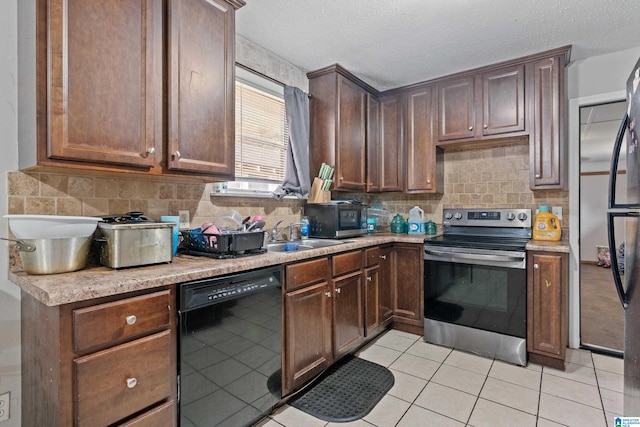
[{"xmin": 178, "ymin": 265, "xmax": 283, "ymax": 427}]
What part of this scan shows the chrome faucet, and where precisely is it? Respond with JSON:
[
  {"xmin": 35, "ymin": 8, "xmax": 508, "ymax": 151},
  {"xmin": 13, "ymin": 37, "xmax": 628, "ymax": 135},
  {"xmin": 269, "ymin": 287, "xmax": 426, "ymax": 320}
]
[{"xmin": 270, "ymin": 220, "xmax": 285, "ymax": 242}]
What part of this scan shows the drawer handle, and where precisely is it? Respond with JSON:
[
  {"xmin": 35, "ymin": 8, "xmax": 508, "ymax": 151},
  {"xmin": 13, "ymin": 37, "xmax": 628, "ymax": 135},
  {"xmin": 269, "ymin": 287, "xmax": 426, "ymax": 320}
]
[
  {"xmin": 126, "ymin": 377, "xmax": 137, "ymax": 389},
  {"xmin": 126, "ymin": 315, "xmax": 137, "ymax": 325}
]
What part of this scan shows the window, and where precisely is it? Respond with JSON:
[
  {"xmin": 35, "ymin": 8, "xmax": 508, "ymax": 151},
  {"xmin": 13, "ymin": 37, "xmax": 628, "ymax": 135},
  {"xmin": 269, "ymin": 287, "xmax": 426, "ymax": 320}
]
[{"xmin": 234, "ymin": 66, "xmax": 288, "ymax": 184}]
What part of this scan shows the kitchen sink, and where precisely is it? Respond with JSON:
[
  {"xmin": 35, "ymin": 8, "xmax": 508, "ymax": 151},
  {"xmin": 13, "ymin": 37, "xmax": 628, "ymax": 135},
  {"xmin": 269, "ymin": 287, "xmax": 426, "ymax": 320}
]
[{"xmin": 266, "ymin": 239, "xmax": 348, "ymax": 253}]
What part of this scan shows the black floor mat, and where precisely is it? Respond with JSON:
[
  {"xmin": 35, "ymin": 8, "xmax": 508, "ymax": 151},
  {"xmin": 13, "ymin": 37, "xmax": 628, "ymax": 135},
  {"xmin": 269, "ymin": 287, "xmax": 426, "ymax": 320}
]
[{"xmin": 289, "ymin": 356, "xmax": 394, "ymax": 422}]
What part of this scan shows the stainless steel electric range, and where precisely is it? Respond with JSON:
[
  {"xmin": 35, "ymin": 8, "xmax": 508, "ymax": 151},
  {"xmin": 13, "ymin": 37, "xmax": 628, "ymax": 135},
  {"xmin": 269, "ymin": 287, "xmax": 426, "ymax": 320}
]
[{"xmin": 423, "ymin": 208, "xmax": 532, "ymax": 366}]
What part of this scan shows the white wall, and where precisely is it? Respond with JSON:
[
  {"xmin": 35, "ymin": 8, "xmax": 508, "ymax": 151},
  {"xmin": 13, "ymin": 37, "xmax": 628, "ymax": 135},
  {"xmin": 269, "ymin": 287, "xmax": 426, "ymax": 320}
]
[{"xmin": 0, "ymin": 0, "xmax": 21, "ymax": 425}]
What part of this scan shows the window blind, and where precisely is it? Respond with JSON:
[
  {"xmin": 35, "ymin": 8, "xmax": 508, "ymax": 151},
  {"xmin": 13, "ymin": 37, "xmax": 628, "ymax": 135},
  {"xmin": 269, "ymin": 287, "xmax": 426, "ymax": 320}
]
[{"xmin": 235, "ymin": 81, "xmax": 288, "ymax": 181}]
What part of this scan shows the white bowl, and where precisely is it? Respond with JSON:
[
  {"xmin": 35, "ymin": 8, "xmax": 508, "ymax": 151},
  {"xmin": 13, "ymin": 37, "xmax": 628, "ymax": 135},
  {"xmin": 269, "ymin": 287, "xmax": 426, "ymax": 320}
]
[{"xmin": 4, "ymin": 215, "xmax": 100, "ymax": 239}]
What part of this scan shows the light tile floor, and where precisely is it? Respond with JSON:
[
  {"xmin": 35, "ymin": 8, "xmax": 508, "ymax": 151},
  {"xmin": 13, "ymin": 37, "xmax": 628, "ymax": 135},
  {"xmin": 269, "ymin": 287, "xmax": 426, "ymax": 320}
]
[{"xmin": 257, "ymin": 329, "xmax": 624, "ymax": 427}]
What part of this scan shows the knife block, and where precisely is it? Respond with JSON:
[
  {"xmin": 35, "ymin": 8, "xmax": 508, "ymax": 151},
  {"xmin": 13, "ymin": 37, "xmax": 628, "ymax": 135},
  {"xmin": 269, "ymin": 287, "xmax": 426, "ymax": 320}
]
[{"xmin": 308, "ymin": 177, "xmax": 331, "ymax": 203}]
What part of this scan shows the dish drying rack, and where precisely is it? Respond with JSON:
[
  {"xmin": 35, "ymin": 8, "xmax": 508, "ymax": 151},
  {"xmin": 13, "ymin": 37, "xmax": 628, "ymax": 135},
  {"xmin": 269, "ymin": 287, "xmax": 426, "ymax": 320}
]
[{"xmin": 180, "ymin": 229, "xmax": 266, "ymax": 258}]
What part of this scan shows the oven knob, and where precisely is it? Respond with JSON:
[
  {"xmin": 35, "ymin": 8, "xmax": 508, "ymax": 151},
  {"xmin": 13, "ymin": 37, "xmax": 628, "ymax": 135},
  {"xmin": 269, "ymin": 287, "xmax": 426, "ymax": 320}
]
[
  {"xmin": 454, "ymin": 212, "xmax": 463, "ymax": 220},
  {"xmin": 507, "ymin": 212, "xmax": 516, "ymax": 221},
  {"xmin": 517, "ymin": 212, "xmax": 528, "ymax": 221},
  {"xmin": 444, "ymin": 212, "xmax": 453, "ymax": 220}
]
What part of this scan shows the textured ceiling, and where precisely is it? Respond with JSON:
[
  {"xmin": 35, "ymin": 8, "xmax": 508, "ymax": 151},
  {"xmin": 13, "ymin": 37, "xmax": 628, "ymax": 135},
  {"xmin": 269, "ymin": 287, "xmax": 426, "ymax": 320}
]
[{"xmin": 236, "ymin": 0, "xmax": 640, "ymax": 91}]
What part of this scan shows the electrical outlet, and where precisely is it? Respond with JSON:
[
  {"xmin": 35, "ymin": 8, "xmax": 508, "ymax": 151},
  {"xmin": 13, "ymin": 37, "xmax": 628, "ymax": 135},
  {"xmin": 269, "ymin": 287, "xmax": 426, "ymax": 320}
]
[
  {"xmin": 552, "ymin": 206, "xmax": 563, "ymax": 221},
  {"xmin": 0, "ymin": 391, "xmax": 10, "ymax": 422},
  {"xmin": 178, "ymin": 210, "xmax": 190, "ymax": 230}
]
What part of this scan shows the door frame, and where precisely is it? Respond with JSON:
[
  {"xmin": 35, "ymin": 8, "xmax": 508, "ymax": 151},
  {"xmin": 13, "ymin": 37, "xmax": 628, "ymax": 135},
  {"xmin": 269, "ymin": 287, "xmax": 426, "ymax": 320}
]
[{"xmin": 568, "ymin": 90, "xmax": 625, "ymax": 349}]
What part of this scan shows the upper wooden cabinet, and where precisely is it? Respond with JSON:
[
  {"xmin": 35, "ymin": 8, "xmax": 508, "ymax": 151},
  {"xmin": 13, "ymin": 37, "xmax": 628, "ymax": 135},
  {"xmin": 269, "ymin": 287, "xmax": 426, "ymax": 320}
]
[
  {"xmin": 167, "ymin": 0, "xmax": 237, "ymax": 177},
  {"xmin": 308, "ymin": 65, "xmax": 371, "ymax": 191},
  {"xmin": 31, "ymin": 0, "xmax": 243, "ymax": 180},
  {"xmin": 482, "ymin": 64, "xmax": 526, "ymax": 136},
  {"xmin": 405, "ymin": 84, "xmax": 443, "ymax": 193},
  {"xmin": 438, "ymin": 77, "xmax": 475, "ymax": 141},
  {"xmin": 437, "ymin": 64, "xmax": 525, "ymax": 143},
  {"xmin": 528, "ymin": 55, "xmax": 566, "ymax": 189},
  {"xmin": 43, "ymin": 0, "xmax": 163, "ymax": 169},
  {"xmin": 377, "ymin": 94, "xmax": 404, "ymax": 192}
]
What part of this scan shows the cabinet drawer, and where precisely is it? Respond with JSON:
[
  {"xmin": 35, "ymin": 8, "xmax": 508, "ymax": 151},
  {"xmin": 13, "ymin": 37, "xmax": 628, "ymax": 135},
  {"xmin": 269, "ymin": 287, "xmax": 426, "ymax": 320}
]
[
  {"xmin": 332, "ymin": 250, "xmax": 363, "ymax": 277},
  {"xmin": 286, "ymin": 258, "xmax": 330, "ymax": 291},
  {"xmin": 364, "ymin": 247, "xmax": 380, "ymax": 268},
  {"xmin": 119, "ymin": 400, "xmax": 176, "ymax": 427},
  {"xmin": 75, "ymin": 330, "xmax": 172, "ymax": 426},
  {"xmin": 73, "ymin": 290, "xmax": 171, "ymax": 353}
]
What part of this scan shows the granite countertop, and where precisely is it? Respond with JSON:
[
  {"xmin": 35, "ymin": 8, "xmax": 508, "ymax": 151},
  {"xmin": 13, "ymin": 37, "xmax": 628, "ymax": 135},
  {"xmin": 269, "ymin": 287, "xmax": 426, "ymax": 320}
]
[
  {"xmin": 526, "ymin": 239, "xmax": 570, "ymax": 253},
  {"xmin": 9, "ymin": 234, "xmax": 426, "ymax": 307}
]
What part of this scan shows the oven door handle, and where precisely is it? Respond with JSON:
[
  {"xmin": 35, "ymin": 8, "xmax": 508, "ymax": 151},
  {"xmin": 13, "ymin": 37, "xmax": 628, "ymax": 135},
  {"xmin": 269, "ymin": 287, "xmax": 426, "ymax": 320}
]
[{"xmin": 424, "ymin": 249, "xmax": 525, "ymax": 265}]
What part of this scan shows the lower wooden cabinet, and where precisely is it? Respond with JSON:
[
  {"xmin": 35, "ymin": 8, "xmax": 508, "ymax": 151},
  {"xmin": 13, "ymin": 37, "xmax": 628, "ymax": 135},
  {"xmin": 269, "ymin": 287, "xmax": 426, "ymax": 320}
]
[
  {"xmin": 283, "ymin": 243, "xmax": 422, "ymax": 394},
  {"xmin": 527, "ymin": 250, "xmax": 568, "ymax": 369},
  {"xmin": 21, "ymin": 288, "xmax": 177, "ymax": 427},
  {"xmin": 392, "ymin": 243, "xmax": 424, "ymax": 333}
]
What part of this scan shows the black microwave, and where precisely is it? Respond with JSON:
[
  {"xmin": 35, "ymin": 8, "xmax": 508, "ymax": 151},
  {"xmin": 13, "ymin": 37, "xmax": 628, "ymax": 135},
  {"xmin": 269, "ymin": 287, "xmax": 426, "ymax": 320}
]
[{"xmin": 303, "ymin": 203, "xmax": 367, "ymax": 238}]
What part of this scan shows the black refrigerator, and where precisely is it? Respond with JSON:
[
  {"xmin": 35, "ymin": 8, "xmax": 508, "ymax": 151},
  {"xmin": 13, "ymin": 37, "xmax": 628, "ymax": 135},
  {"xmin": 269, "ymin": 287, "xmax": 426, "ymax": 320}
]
[{"xmin": 608, "ymin": 57, "xmax": 640, "ymax": 415}]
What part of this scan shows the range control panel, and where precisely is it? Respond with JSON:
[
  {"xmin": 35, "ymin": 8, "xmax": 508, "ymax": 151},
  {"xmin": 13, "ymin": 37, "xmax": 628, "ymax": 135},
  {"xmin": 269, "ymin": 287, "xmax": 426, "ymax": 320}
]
[{"xmin": 443, "ymin": 208, "xmax": 531, "ymax": 228}]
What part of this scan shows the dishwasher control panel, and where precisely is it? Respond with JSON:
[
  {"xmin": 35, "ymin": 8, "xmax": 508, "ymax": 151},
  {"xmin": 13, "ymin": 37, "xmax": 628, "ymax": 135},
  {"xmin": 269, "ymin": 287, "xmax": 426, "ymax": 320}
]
[{"xmin": 179, "ymin": 265, "xmax": 282, "ymax": 311}]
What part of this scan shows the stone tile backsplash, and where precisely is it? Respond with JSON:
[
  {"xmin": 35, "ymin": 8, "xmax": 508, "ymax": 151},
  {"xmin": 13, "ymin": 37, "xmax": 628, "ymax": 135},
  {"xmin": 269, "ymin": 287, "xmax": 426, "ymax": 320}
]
[{"xmin": 6, "ymin": 140, "xmax": 570, "ymax": 238}]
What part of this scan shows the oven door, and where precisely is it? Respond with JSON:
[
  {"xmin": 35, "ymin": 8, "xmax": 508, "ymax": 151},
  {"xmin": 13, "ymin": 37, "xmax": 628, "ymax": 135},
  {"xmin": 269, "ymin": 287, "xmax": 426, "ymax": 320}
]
[{"xmin": 424, "ymin": 246, "xmax": 527, "ymax": 339}]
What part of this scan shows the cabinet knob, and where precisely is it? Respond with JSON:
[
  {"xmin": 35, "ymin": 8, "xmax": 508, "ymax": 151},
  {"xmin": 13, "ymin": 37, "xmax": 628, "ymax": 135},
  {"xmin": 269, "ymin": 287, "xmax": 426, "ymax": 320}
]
[
  {"xmin": 545, "ymin": 279, "xmax": 552, "ymax": 288},
  {"xmin": 173, "ymin": 151, "xmax": 181, "ymax": 159},
  {"xmin": 367, "ymin": 276, "xmax": 372, "ymax": 282},
  {"xmin": 336, "ymin": 288, "xmax": 341, "ymax": 294},
  {"xmin": 325, "ymin": 291, "xmax": 332, "ymax": 298},
  {"xmin": 126, "ymin": 378, "xmax": 137, "ymax": 389},
  {"xmin": 140, "ymin": 147, "xmax": 155, "ymax": 158},
  {"xmin": 534, "ymin": 263, "xmax": 539, "ymax": 269},
  {"xmin": 483, "ymin": 124, "xmax": 488, "ymax": 129},
  {"xmin": 380, "ymin": 255, "xmax": 387, "ymax": 260},
  {"xmin": 535, "ymin": 174, "xmax": 541, "ymax": 179},
  {"xmin": 426, "ymin": 180, "xmax": 431, "ymax": 184},
  {"xmin": 339, "ymin": 177, "xmax": 344, "ymax": 181},
  {"xmin": 468, "ymin": 126, "xmax": 473, "ymax": 131},
  {"xmin": 126, "ymin": 315, "xmax": 137, "ymax": 325}
]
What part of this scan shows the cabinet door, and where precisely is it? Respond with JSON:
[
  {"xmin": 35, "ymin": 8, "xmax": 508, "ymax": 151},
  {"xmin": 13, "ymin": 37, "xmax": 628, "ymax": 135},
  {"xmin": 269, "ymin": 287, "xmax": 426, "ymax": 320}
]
[
  {"xmin": 405, "ymin": 85, "xmax": 442, "ymax": 193},
  {"xmin": 46, "ymin": 0, "xmax": 162, "ymax": 167},
  {"xmin": 438, "ymin": 77, "xmax": 475, "ymax": 141},
  {"xmin": 364, "ymin": 265, "xmax": 380, "ymax": 337},
  {"xmin": 393, "ymin": 244, "xmax": 423, "ymax": 321},
  {"xmin": 482, "ymin": 64, "xmax": 525, "ymax": 136},
  {"xmin": 528, "ymin": 56, "xmax": 565, "ymax": 189},
  {"xmin": 167, "ymin": 0, "xmax": 236, "ymax": 177},
  {"xmin": 283, "ymin": 281, "xmax": 332, "ymax": 395},
  {"xmin": 379, "ymin": 246, "xmax": 393, "ymax": 322},
  {"xmin": 333, "ymin": 272, "xmax": 364, "ymax": 359},
  {"xmin": 335, "ymin": 75, "xmax": 367, "ymax": 191},
  {"xmin": 378, "ymin": 94, "xmax": 403, "ymax": 192},
  {"xmin": 366, "ymin": 94, "xmax": 380, "ymax": 192},
  {"xmin": 527, "ymin": 251, "xmax": 567, "ymax": 363}
]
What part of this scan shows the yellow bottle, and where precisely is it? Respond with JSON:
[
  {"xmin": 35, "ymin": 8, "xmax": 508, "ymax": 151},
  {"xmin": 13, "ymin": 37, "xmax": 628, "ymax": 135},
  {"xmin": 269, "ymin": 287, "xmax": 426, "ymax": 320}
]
[{"xmin": 533, "ymin": 206, "xmax": 561, "ymax": 241}]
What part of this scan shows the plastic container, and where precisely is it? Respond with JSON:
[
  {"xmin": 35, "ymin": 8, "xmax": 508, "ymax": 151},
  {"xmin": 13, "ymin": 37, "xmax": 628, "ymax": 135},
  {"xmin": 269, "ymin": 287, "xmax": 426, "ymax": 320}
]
[
  {"xmin": 367, "ymin": 217, "xmax": 377, "ymax": 234},
  {"xmin": 533, "ymin": 205, "xmax": 561, "ymax": 241},
  {"xmin": 408, "ymin": 206, "xmax": 426, "ymax": 234},
  {"xmin": 390, "ymin": 214, "xmax": 405, "ymax": 234},
  {"xmin": 425, "ymin": 220, "xmax": 437, "ymax": 235},
  {"xmin": 160, "ymin": 215, "xmax": 180, "ymax": 256},
  {"xmin": 301, "ymin": 216, "xmax": 310, "ymax": 240}
]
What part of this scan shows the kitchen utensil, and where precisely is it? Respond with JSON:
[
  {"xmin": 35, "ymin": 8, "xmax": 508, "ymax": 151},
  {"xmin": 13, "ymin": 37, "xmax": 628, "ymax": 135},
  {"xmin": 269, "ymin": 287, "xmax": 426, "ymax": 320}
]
[
  {"xmin": 95, "ymin": 221, "xmax": 174, "ymax": 269},
  {"xmin": 4, "ymin": 214, "xmax": 100, "ymax": 239},
  {"xmin": 2, "ymin": 236, "xmax": 92, "ymax": 274},
  {"xmin": 247, "ymin": 220, "xmax": 265, "ymax": 231}
]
